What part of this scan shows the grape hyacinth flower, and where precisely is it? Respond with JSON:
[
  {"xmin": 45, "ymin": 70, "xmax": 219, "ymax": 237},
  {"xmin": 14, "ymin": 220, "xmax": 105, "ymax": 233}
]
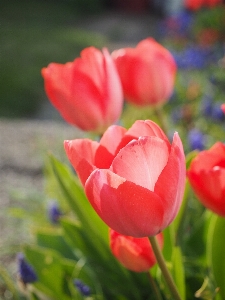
[
  {"xmin": 158, "ymin": 11, "xmax": 193, "ymax": 38},
  {"xmin": 74, "ymin": 279, "xmax": 91, "ymax": 297},
  {"xmin": 188, "ymin": 128, "xmax": 206, "ymax": 151},
  {"xmin": 172, "ymin": 46, "xmax": 215, "ymax": 69},
  {"xmin": 47, "ymin": 201, "xmax": 62, "ymax": 224},
  {"xmin": 211, "ymin": 103, "xmax": 225, "ymax": 122},
  {"xmin": 17, "ymin": 253, "xmax": 37, "ymax": 284}
]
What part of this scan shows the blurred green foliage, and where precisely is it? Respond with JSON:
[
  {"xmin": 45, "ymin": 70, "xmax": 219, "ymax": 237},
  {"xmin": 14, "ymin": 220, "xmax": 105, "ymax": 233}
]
[{"xmin": 0, "ymin": 0, "xmax": 107, "ymax": 118}]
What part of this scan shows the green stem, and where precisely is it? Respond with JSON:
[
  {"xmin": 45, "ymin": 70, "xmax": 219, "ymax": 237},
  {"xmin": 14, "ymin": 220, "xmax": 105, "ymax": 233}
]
[
  {"xmin": 147, "ymin": 271, "xmax": 163, "ymax": 300},
  {"xmin": 149, "ymin": 236, "xmax": 182, "ymax": 300}
]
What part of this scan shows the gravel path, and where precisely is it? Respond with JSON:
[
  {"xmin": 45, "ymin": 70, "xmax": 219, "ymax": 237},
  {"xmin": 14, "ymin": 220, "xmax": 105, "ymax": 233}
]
[{"xmin": 0, "ymin": 119, "xmax": 83, "ymax": 275}]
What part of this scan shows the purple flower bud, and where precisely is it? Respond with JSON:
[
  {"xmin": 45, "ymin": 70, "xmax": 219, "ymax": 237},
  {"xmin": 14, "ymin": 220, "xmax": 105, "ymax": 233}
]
[
  {"xmin": 211, "ymin": 104, "xmax": 225, "ymax": 122},
  {"xmin": 74, "ymin": 279, "xmax": 91, "ymax": 297},
  {"xmin": 17, "ymin": 253, "xmax": 37, "ymax": 284},
  {"xmin": 188, "ymin": 129, "xmax": 205, "ymax": 151},
  {"xmin": 47, "ymin": 201, "xmax": 62, "ymax": 224}
]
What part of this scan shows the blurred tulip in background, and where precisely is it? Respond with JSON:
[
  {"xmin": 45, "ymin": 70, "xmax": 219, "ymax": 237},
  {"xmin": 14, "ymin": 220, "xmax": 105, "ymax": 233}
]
[
  {"xmin": 188, "ymin": 142, "xmax": 225, "ymax": 216},
  {"xmin": 112, "ymin": 38, "xmax": 176, "ymax": 106},
  {"xmin": 42, "ymin": 47, "xmax": 123, "ymax": 134}
]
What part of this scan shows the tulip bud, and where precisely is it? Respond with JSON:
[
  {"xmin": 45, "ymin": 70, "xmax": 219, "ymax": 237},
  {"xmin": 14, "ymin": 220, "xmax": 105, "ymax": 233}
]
[{"xmin": 110, "ymin": 229, "xmax": 163, "ymax": 272}]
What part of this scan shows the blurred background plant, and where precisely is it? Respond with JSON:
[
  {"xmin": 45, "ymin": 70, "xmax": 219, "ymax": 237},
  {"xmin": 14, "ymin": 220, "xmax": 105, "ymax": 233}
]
[{"xmin": 0, "ymin": 0, "xmax": 107, "ymax": 118}]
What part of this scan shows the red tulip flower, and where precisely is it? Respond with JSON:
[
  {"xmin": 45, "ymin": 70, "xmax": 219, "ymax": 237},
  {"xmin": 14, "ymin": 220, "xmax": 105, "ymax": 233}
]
[
  {"xmin": 112, "ymin": 38, "xmax": 176, "ymax": 106},
  {"xmin": 221, "ymin": 104, "xmax": 225, "ymax": 114},
  {"xmin": 42, "ymin": 47, "xmax": 123, "ymax": 134},
  {"xmin": 185, "ymin": 0, "xmax": 222, "ymax": 10},
  {"xmin": 185, "ymin": 0, "xmax": 204, "ymax": 10},
  {"xmin": 64, "ymin": 120, "xmax": 185, "ymax": 237},
  {"xmin": 188, "ymin": 142, "xmax": 225, "ymax": 216},
  {"xmin": 110, "ymin": 229, "xmax": 163, "ymax": 272}
]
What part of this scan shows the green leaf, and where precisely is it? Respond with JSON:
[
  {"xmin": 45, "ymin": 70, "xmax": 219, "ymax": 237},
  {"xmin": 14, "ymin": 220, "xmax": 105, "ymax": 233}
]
[
  {"xmin": 61, "ymin": 217, "xmax": 145, "ymax": 299},
  {"xmin": 23, "ymin": 244, "xmax": 75, "ymax": 300},
  {"xmin": 35, "ymin": 228, "xmax": 77, "ymax": 260},
  {"xmin": 45, "ymin": 154, "xmax": 109, "ymax": 247},
  {"xmin": 185, "ymin": 150, "xmax": 198, "ymax": 170},
  {"xmin": 171, "ymin": 246, "xmax": 186, "ymax": 300},
  {"xmin": 207, "ymin": 215, "xmax": 225, "ymax": 299},
  {"xmin": 173, "ymin": 180, "xmax": 190, "ymax": 237},
  {"xmin": 60, "ymin": 217, "xmax": 109, "ymax": 263},
  {"xmin": 162, "ymin": 225, "xmax": 174, "ymax": 261}
]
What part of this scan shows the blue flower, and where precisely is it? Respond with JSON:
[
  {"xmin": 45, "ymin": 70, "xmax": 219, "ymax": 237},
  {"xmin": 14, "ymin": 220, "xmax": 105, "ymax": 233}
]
[
  {"xmin": 47, "ymin": 201, "xmax": 62, "ymax": 224},
  {"xmin": 172, "ymin": 46, "xmax": 215, "ymax": 69},
  {"xmin": 17, "ymin": 253, "xmax": 37, "ymax": 284},
  {"xmin": 74, "ymin": 279, "xmax": 91, "ymax": 297},
  {"xmin": 158, "ymin": 11, "xmax": 193, "ymax": 38},
  {"xmin": 211, "ymin": 103, "xmax": 225, "ymax": 121},
  {"xmin": 188, "ymin": 129, "xmax": 205, "ymax": 151}
]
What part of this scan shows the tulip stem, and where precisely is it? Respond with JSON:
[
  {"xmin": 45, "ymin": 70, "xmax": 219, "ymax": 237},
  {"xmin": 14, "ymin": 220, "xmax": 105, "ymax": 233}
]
[
  {"xmin": 149, "ymin": 236, "xmax": 182, "ymax": 300},
  {"xmin": 147, "ymin": 271, "xmax": 163, "ymax": 300}
]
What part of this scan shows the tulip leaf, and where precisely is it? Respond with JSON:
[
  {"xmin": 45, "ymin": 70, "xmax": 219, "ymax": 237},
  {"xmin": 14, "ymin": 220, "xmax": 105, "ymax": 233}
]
[
  {"xmin": 60, "ymin": 217, "xmax": 110, "ymax": 263},
  {"xmin": 35, "ymin": 228, "xmax": 77, "ymax": 260},
  {"xmin": 61, "ymin": 217, "xmax": 145, "ymax": 299},
  {"xmin": 162, "ymin": 225, "xmax": 174, "ymax": 261},
  {"xmin": 207, "ymin": 215, "xmax": 225, "ymax": 299},
  {"xmin": 45, "ymin": 154, "xmax": 109, "ymax": 247},
  {"xmin": 23, "ymin": 245, "xmax": 75, "ymax": 300},
  {"xmin": 185, "ymin": 150, "xmax": 199, "ymax": 170},
  {"xmin": 171, "ymin": 246, "xmax": 186, "ymax": 300},
  {"xmin": 173, "ymin": 179, "xmax": 190, "ymax": 239}
]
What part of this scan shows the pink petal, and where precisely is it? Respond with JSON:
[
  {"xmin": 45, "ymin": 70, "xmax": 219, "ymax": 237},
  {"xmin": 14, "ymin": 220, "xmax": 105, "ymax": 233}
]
[
  {"xmin": 94, "ymin": 125, "xmax": 127, "ymax": 169},
  {"xmin": 116, "ymin": 120, "xmax": 170, "ymax": 154},
  {"xmin": 85, "ymin": 169, "xmax": 164, "ymax": 237},
  {"xmin": 154, "ymin": 132, "xmax": 186, "ymax": 227},
  {"xmin": 111, "ymin": 136, "xmax": 169, "ymax": 191},
  {"xmin": 64, "ymin": 139, "xmax": 98, "ymax": 185},
  {"xmin": 102, "ymin": 48, "xmax": 124, "ymax": 121}
]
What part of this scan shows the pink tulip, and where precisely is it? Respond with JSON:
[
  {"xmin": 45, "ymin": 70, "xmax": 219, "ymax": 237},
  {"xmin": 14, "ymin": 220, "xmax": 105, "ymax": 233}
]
[
  {"xmin": 110, "ymin": 229, "xmax": 163, "ymax": 272},
  {"xmin": 64, "ymin": 120, "xmax": 186, "ymax": 237},
  {"xmin": 221, "ymin": 104, "xmax": 225, "ymax": 114},
  {"xmin": 112, "ymin": 38, "xmax": 176, "ymax": 106},
  {"xmin": 42, "ymin": 47, "xmax": 123, "ymax": 134},
  {"xmin": 187, "ymin": 142, "xmax": 225, "ymax": 216}
]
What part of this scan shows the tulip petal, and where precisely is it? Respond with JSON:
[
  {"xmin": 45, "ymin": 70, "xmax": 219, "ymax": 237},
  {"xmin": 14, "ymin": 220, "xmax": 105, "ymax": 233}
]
[
  {"xmin": 111, "ymin": 136, "xmax": 169, "ymax": 191},
  {"xmin": 116, "ymin": 120, "xmax": 170, "ymax": 152},
  {"xmin": 64, "ymin": 139, "xmax": 98, "ymax": 186},
  {"xmin": 188, "ymin": 167, "xmax": 225, "ymax": 216},
  {"xmin": 95, "ymin": 125, "xmax": 127, "ymax": 168},
  {"xmin": 154, "ymin": 132, "xmax": 186, "ymax": 227},
  {"xmin": 189, "ymin": 142, "xmax": 225, "ymax": 173},
  {"xmin": 102, "ymin": 48, "xmax": 124, "ymax": 121},
  {"xmin": 85, "ymin": 169, "xmax": 164, "ymax": 237}
]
